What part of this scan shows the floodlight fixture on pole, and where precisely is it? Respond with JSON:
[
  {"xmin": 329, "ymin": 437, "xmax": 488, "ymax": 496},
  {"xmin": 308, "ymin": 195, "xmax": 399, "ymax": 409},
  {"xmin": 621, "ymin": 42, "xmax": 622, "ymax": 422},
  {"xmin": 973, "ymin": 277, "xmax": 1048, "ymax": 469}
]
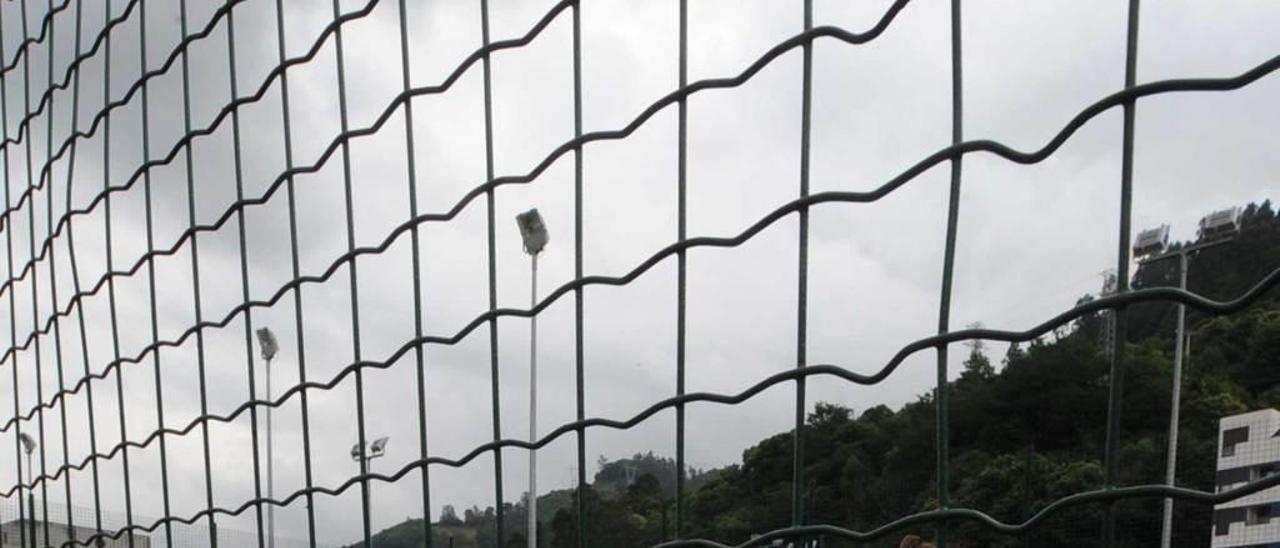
[
  {"xmin": 1136, "ymin": 214, "xmax": 1239, "ymax": 548},
  {"xmin": 370, "ymin": 436, "xmax": 390, "ymax": 457},
  {"xmin": 1132, "ymin": 224, "xmax": 1169, "ymax": 259},
  {"xmin": 255, "ymin": 327, "xmax": 279, "ymax": 548},
  {"xmin": 19, "ymin": 433, "xmax": 34, "ymax": 488},
  {"xmin": 1197, "ymin": 206, "xmax": 1241, "ymax": 242},
  {"xmin": 351, "ymin": 436, "xmax": 390, "ymax": 465},
  {"xmin": 515, "ymin": 208, "xmax": 547, "ymax": 548},
  {"xmin": 19, "ymin": 432, "xmax": 35, "ymax": 547},
  {"xmin": 350, "ymin": 434, "xmax": 389, "ymax": 531},
  {"xmin": 517, "ymin": 209, "xmax": 548, "ymax": 256},
  {"xmin": 256, "ymin": 328, "xmax": 279, "ymax": 361},
  {"xmin": 18, "ymin": 432, "xmax": 34, "ymax": 488}
]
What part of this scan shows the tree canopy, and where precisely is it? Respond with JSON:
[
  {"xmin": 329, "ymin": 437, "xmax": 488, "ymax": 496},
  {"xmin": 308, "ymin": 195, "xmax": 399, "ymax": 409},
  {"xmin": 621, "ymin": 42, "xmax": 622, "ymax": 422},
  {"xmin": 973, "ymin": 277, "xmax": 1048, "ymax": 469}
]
[{"xmin": 357, "ymin": 200, "xmax": 1279, "ymax": 547}]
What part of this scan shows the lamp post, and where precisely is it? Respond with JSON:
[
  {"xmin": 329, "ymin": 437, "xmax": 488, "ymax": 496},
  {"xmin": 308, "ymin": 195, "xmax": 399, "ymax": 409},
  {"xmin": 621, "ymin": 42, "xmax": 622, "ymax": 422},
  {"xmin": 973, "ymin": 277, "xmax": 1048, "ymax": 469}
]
[
  {"xmin": 1134, "ymin": 207, "xmax": 1240, "ymax": 548},
  {"xmin": 350, "ymin": 432, "xmax": 389, "ymax": 527},
  {"xmin": 515, "ymin": 208, "xmax": 548, "ymax": 548},
  {"xmin": 19, "ymin": 432, "xmax": 35, "ymax": 547},
  {"xmin": 350, "ymin": 436, "xmax": 389, "ymax": 469},
  {"xmin": 255, "ymin": 327, "xmax": 280, "ymax": 548},
  {"xmin": 350, "ymin": 435, "xmax": 388, "ymax": 537}
]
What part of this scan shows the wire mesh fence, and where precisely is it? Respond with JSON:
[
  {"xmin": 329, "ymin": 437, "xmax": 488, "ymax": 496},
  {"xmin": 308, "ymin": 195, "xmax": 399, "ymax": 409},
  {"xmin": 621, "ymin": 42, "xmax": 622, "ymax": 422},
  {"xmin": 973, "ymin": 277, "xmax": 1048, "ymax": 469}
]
[
  {"xmin": 0, "ymin": 499, "xmax": 332, "ymax": 548},
  {"xmin": 0, "ymin": 0, "xmax": 1276, "ymax": 547}
]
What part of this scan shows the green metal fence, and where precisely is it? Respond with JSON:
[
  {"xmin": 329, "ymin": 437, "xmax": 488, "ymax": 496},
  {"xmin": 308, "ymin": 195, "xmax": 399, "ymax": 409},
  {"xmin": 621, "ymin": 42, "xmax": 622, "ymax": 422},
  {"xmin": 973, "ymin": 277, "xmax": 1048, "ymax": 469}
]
[{"xmin": 0, "ymin": 0, "xmax": 1278, "ymax": 547}]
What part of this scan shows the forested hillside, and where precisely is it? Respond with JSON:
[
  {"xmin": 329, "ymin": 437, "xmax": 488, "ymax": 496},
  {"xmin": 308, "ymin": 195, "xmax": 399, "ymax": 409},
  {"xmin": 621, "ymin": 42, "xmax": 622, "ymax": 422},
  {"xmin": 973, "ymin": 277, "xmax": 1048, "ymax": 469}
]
[{"xmin": 361, "ymin": 200, "xmax": 1279, "ymax": 547}]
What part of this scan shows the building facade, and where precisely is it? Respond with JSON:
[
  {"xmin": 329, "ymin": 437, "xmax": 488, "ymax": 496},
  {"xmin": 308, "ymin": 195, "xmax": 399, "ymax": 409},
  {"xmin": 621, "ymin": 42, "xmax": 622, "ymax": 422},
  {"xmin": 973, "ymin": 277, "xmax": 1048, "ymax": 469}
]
[
  {"xmin": 1214, "ymin": 409, "xmax": 1280, "ymax": 548},
  {"xmin": 0, "ymin": 519, "xmax": 150, "ymax": 548}
]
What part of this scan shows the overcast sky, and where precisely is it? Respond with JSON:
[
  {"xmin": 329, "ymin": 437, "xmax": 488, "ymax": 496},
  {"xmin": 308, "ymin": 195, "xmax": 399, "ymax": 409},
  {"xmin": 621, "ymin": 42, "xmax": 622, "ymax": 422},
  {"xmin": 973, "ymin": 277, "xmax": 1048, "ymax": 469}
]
[{"xmin": 0, "ymin": 0, "xmax": 1276, "ymax": 546}]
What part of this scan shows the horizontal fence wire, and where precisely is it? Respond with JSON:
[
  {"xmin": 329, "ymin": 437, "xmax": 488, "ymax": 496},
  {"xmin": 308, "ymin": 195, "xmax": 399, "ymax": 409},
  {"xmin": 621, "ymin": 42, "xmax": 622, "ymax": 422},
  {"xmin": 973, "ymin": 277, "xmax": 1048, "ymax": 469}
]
[{"xmin": 0, "ymin": 1, "xmax": 1274, "ymax": 547}]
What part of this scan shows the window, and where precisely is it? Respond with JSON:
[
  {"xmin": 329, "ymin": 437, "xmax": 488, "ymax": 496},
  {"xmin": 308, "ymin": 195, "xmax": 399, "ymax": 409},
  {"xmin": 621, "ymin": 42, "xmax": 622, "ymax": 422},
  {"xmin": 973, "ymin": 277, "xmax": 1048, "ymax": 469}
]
[
  {"xmin": 1223, "ymin": 426, "xmax": 1250, "ymax": 456},
  {"xmin": 1248, "ymin": 505, "xmax": 1272, "ymax": 526},
  {"xmin": 1216, "ymin": 507, "xmax": 1247, "ymax": 535}
]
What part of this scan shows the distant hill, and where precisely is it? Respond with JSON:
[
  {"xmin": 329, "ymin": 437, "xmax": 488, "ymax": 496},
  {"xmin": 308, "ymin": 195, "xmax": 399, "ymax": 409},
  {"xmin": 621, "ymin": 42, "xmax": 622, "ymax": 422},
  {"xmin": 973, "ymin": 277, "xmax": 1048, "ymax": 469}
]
[
  {"xmin": 361, "ymin": 200, "xmax": 1279, "ymax": 547},
  {"xmin": 346, "ymin": 519, "xmax": 478, "ymax": 548}
]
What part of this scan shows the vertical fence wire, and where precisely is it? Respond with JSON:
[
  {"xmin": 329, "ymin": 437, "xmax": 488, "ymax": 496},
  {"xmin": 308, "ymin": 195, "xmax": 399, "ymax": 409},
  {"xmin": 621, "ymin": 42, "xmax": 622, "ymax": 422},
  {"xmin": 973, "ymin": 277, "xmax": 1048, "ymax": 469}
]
[
  {"xmin": 791, "ymin": 0, "xmax": 813, "ymax": 533},
  {"xmin": 934, "ymin": 1, "xmax": 965, "ymax": 547},
  {"xmin": 229, "ymin": 2, "xmax": 269, "ymax": 545},
  {"xmin": 1102, "ymin": 1, "xmax": 1142, "ymax": 546},
  {"xmin": 42, "ymin": 0, "xmax": 77, "ymax": 540},
  {"xmin": 478, "ymin": 0, "xmax": 508, "ymax": 545},
  {"xmin": 176, "ymin": 0, "xmax": 220, "ymax": 544},
  {"xmin": 136, "ymin": 1, "xmax": 178, "ymax": 544},
  {"xmin": 271, "ymin": 0, "xmax": 320, "ymax": 543},
  {"xmin": 674, "ymin": 0, "xmax": 689, "ymax": 540},
  {"xmin": 99, "ymin": 1, "xmax": 140, "ymax": 543},
  {"xmin": 0, "ymin": 4, "xmax": 26, "ymax": 546},
  {"xmin": 395, "ymin": 1, "xmax": 434, "ymax": 547},
  {"xmin": 326, "ymin": 1, "xmax": 373, "ymax": 544},
  {"xmin": 572, "ymin": 1, "xmax": 589, "ymax": 548},
  {"xmin": 17, "ymin": 0, "xmax": 54, "ymax": 544},
  {"xmin": 60, "ymin": 0, "xmax": 106, "ymax": 537}
]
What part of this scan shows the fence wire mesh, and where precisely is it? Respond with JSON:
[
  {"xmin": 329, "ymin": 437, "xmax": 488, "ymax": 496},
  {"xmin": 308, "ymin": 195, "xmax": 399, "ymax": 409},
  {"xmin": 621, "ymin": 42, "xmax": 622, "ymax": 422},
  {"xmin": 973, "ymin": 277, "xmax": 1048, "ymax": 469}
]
[{"xmin": 0, "ymin": 0, "xmax": 1276, "ymax": 547}]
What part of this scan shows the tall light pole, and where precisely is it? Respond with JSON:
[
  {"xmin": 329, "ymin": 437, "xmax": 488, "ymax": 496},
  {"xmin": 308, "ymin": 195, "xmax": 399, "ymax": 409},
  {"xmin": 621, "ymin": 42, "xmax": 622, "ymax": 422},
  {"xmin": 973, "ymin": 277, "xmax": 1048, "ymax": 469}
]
[
  {"xmin": 256, "ymin": 327, "xmax": 280, "ymax": 548},
  {"xmin": 515, "ymin": 208, "xmax": 548, "ymax": 548},
  {"xmin": 1134, "ymin": 207, "xmax": 1240, "ymax": 548},
  {"xmin": 350, "ymin": 435, "xmax": 389, "ymax": 537},
  {"xmin": 19, "ymin": 432, "xmax": 36, "ymax": 547}
]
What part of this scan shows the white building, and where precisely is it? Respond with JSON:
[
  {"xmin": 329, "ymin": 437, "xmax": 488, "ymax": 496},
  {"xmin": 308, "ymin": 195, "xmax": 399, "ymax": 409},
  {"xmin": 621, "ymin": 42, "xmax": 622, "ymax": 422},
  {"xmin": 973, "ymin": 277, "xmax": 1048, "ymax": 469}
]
[
  {"xmin": 1213, "ymin": 409, "xmax": 1280, "ymax": 547},
  {"xmin": 0, "ymin": 519, "xmax": 150, "ymax": 548}
]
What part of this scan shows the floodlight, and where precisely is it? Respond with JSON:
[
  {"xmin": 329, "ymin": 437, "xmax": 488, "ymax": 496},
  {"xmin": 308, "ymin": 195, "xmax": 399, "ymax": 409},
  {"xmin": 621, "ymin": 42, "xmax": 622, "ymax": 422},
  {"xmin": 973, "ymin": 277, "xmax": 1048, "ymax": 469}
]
[
  {"xmin": 18, "ymin": 433, "xmax": 34, "ymax": 454},
  {"xmin": 1198, "ymin": 207, "xmax": 1241, "ymax": 241},
  {"xmin": 370, "ymin": 436, "xmax": 389, "ymax": 456},
  {"xmin": 256, "ymin": 327, "xmax": 279, "ymax": 361},
  {"xmin": 515, "ymin": 209, "xmax": 548, "ymax": 255},
  {"xmin": 1133, "ymin": 224, "xmax": 1169, "ymax": 258},
  {"xmin": 350, "ymin": 442, "xmax": 364, "ymax": 461}
]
